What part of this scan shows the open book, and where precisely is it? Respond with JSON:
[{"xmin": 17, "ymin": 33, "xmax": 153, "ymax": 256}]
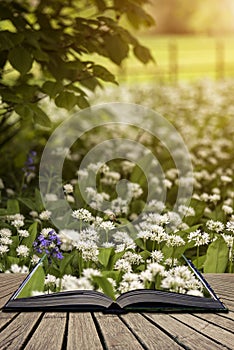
[{"xmin": 3, "ymin": 255, "xmax": 228, "ymax": 313}]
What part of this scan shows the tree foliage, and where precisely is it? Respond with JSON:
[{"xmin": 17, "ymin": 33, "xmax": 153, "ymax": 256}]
[{"xmin": 0, "ymin": 0, "xmax": 154, "ymax": 148}]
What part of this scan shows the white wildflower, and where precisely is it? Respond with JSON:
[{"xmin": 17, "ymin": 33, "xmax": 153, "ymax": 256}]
[
  {"xmin": 16, "ymin": 245, "xmax": 29, "ymax": 257},
  {"xmin": 63, "ymin": 184, "xmax": 73, "ymax": 194},
  {"xmin": 226, "ymin": 221, "xmax": 234, "ymax": 233},
  {"xmin": 39, "ymin": 210, "xmax": 52, "ymax": 220},
  {"xmin": 0, "ymin": 237, "xmax": 12, "ymax": 245},
  {"xmin": 206, "ymin": 220, "xmax": 224, "ymax": 233},
  {"xmin": 150, "ymin": 250, "xmax": 164, "ymax": 263},
  {"xmin": 114, "ymin": 259, "xmax": 132, "ymax": 273},
  {"xmin": 188, "ymin": 230, "xmax": 210, "ymax": 246},
  {"xmin": 72, "ymin": 208, "xmax": 93, "ymax": 222},
  {"xmin": 222, "ymin": 205, "xmax": 233, "ymax": 215},
  {"xmin": 18, "ymin": 229, "xmax": 30, "ymax": 238},
  {"xmin": 0, "ymin": 245, "xmax": 9, "ymax": 255},
  {"xmin": 166, "ymin": 234, "xmax": 185, "ymax": 247},
  {"xmin": 11, "ymin": 219, "xmax": 24, "ymax": 228},
  {"xmin": 0, "ymin": 228, "xmax": 12, "ymax": 237},
  {"xmin": 178, "ymin": 205, "xmax": 195, "ymax": 217}
]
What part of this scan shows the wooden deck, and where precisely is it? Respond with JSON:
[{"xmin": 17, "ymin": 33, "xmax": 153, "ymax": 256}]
[{"xmin": 0, "ymin": 274, "xmax": 233, "ymax": 350}]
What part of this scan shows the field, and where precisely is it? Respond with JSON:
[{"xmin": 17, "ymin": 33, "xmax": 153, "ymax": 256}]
[{"xmin": 97, "ymin": 35, "xmax": 234, "ymax": 83}]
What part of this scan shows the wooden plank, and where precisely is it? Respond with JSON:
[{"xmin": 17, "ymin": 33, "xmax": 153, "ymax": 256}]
[
  {"xmin": 144, "ymin": 313, "xmax": 225, "ymax": 350},
  {"xmin": 121, "ymin": 313, "xmax": 183, "ymax": 349},
  {"xmin": 67, "ymin": 313, "xmax": 103, "ymax": 350},
  {"xmin": 0, "ymin": 311, "xmax": 18, "ymax": 330},
  {"xmin": 172, "ymin": 313, "xmax": 234, "ymax": 349},
  {"xmin": 24, "ymin": 313, "xmax": 66, "ymax": 350},
  {"xmin": 194, "ymin": 313, "xmax": 234, "ymax": 333},
  {"xmin": 94, "ymin": 313, "xmax": 143, "ymax": 350},
  {"xmin": 219, "ymin": 311, "xmax": 234, "ymax": 321},
  {"xmin": 0, "ymin": 313, "xmax": 42, "ymax": 350}
]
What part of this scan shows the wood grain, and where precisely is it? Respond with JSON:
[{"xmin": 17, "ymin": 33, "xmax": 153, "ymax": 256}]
[
  {"xmin": 24, "ymin": 313, "xmax": 66, "ymax": 350},
  {"xmin": 172, "ymin": 313, "xmax": 234, "ymax": 349},
  {"xmin": 144, "ymin": 313, "xmax": 225, "ymax": 350},
  {"xmin": 94, "ymin": 313, "xmax": 143, "ymax": 349},
  {"xmin": 67, "ymin": 313, "xmax": 103, "ymax": 350},
  {"xmin": 0, "ymin": 313, "xmax": 42, "ymax": 350},
  {"xmin": 121, "ymin": 313, "xmax": 183, "ymax": 349}
]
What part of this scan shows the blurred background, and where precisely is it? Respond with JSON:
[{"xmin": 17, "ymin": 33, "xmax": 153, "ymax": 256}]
[{"xmin": 108, "ymin": 0, "xmax": 234, "ymax": 83}]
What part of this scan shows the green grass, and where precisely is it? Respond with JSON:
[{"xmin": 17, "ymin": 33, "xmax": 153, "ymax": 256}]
[{"xmin": 95, "ymin": 35, "xmax": 234, "ymax": 84}]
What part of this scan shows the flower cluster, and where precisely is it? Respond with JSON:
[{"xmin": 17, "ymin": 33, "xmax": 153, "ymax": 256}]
[{"xmin": 33, "ymin": 228, "xmax": 63, "ymax": 260}]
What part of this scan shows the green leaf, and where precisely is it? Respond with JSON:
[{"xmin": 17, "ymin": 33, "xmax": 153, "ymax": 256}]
[
  {"xmin": 104, "ymin": 33, "xmax": 129, "ymax": 65},
  {"xmin": 203, "ymin": 237, "xmax": 229, "ymax": 273},
  {"xmin": 8, "ymin": 46, "xmax": 33, "ymax": 75},
  {"xmin": 55, "ymin": 91, "xmax": 77, "ymax": 110},
  {"xmin": 192, "ymin": 254, "xmax": 206, "ymax": 270},
  {"xmin": 35, "ymin": 189, "xmax": 44, "ymax": 212},
  {"xmin": 7, "ymin": 199, "xmax": 20, "ymax": 214},
  {"xmin": 17, "ymin": 265, "xmax": 45, "ymax": 298},
  {"xmin": 19, "ymin": 197, "xmax": 36, "ymax": 211},
  {"xmin": 76, "ymin": 95, "xmax": 90, "ymax": 109},
  {"xmin": 133, "ymin": 45, "xmax": 153, "ymax": 64},
  {"xmin": 92, "ymin": 275, "xmax": 115, "ymax": 300},
  {"xmin": 0, "ymin": 32, "xmax": 24, "ymax": 51},
  {"xmin": 15, "ymin": 104, "xmax": 34, "ymax": 119},
  {"xmin": 93, "ymin": 65, "xmax": 117, "ymax": 83},
  {"xmin": 59, "ymin": 253, "xmax": 75, "ymax": 276},
  {"xmin": 1, "ymin": 91, "xmax": 22, "ymax": 104},
  {"xmin": 22, "ymin": 222, "xmax": 38, "ymax": 248},
  {"xmin": 98, "ymin": 247, "xmax": 114, "ymax": 267},
  {"xmin": 42, "ymin": 81, "xmax": 63, "ymax": 98},
  {"xmin": 31, "ymin": 105, "xmax": 51, "ymax": 127}
]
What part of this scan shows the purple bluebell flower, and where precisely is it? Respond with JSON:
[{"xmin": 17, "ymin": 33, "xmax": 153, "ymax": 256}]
[
  {"xmin": 33, "ymin": 229, "xmax": 63, "ymax": 261},
  {"xmin": 22, "ymin": 151, "xmax": 37, "ymax": 185}
]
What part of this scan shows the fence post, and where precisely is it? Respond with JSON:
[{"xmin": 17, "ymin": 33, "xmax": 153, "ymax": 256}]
[
  {"xmin": 168, "ymin": 41, "xmax": 178, "ymax": 83},
  {"xmin": 216, "ymin": 40, "xmax": 225, "ymax": 80}
]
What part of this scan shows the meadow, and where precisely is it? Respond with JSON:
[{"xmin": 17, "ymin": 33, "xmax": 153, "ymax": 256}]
[{"xmin": 0, "ymin": 74, "xmax": 233, "ymax": 297}]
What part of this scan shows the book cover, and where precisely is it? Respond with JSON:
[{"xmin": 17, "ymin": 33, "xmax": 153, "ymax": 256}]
[{"xmin": 3, "ymin": 254, "xmax": 228, "ymax": 313}]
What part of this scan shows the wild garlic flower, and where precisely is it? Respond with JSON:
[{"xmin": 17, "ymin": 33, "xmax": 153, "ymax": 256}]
[
  {"xmin": 16, "ymin": 245, "xmax": 29, "ymax": 257},
  {"xmin": 0, "ymin": 245, "xmax": 9, "ymax": 255},
  {"xmin": 147, "ymin": 262, "xmax": 165, "ymax": 277},
  {"xmin": 150, "ymin": 250, "xmax": 164, "ymax": 263},
  {"xmin": 6, "ymin": 264, "xmax": 29, "ymax": 273},
  {"xmin": 0, "ymin": 228, "xmax": 12, "ymax": 238},
  {"xmin": 0, "ymin": 237, "xmax": 12, "ymax": 245},
  {"xmin": 118, "ymin": 273, "xmax": 144, "ymax": 294},
  {"xmin": 44, "ymin": 274, "xmax": 59, "ymax": 287},
  {"xmin": 61, "ymin": 275, "xmax": 93, "ymax": 291},
  {"xmin": 11, "ymin": 219, "xmax": 24, "ymax": 228},
  {"xmin": 206, "ymin": 219, "xmax": 224, "ymax": 233},
  {"xmin": 178, "ymin": 205, "xmax": 195, "ymax": 217},
  {"xmin": 127, "ymin": 182, "xmax": 143, "ymax": 199},
  {"xmin": 146, "ymin": 200, "xmax": 165, "ymax": 212},
  {"xmin": 18, "ymin": 229, "xmax": 30, "ymax": 238},
  {"xmin": 226, "ymin": 221, "xmax": 234, "ymax": 233},
  {"xmin": 114, "ymin": 259, "xmax": 132, "ymax": 273},
  {"xmin": 39, "ymin": 210, "xmax": 52, "ymax": 221},
  {"xmin": 63, "ymin": 184, "xmax": 73, "ymax": 194},
  {"xmin": 72, "ymin": 208, "xmax": 93, "ymax": 222},
  {"xmin": 188, "ymin": 230, "xmax": 210, "ymax": 246},
  {"xmin": 122, "ymin": 251, "xmax": 144, "ymax": 265},
  {"xmin": 166, "ymin": 234, "xmax": 185, "ymax": 247}
]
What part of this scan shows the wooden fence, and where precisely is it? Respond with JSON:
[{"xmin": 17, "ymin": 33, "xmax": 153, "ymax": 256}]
[{"xmin": 115, "ymin": 37, "xmax": 234, "ymax": 84}]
